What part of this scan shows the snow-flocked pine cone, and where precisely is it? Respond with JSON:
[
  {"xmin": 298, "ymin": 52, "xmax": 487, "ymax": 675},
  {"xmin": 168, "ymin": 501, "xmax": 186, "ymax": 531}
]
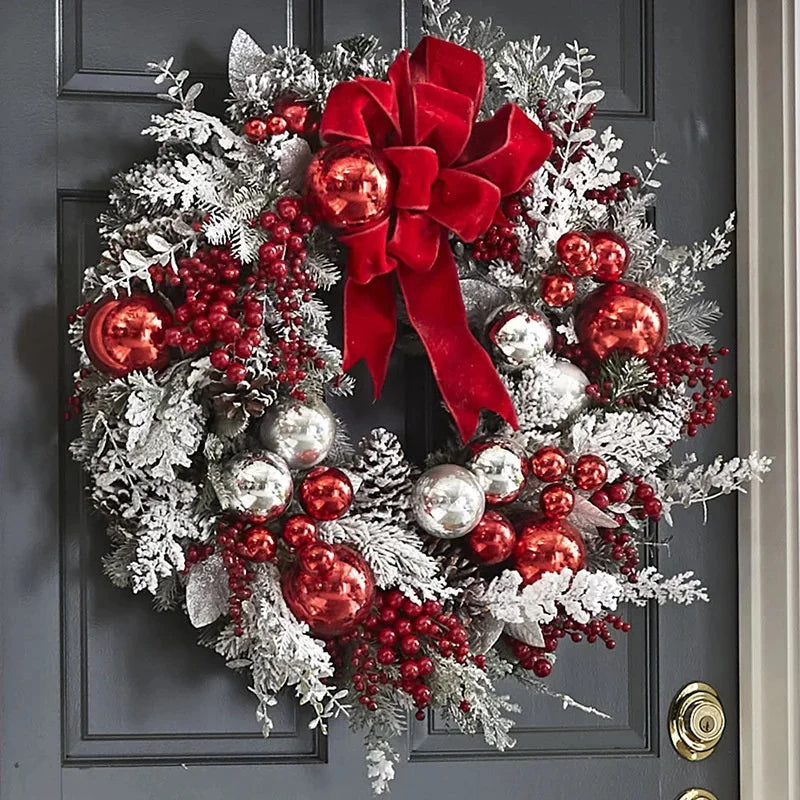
[
  {"xmin": 423, "ymin": 536, "xmax": 482, "ymax": 587},
  {"xmin": 205, "ymin": 375, "xmax": 277, "ymax": 437}
]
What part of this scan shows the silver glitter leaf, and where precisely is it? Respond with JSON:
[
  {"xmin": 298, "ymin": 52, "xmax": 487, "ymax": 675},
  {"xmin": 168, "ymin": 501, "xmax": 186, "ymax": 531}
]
[
  {"xmin": 186, "ymin": 554, "xmax": 229, "ymax": 628},
  {"xmin": 459, "ymin": 278, "xmax": 512, "ymax": 330},
  {"xmin": 466, "ymin": 609, "xmax": 505, "ymax": 653},
  {"xmin": 279, "ymin": 138, "xmax": 313, "ymax": 191},
  {"xmin": 228, "ymin": 29, "xmax": 268, "ymax": 98},
  {"xmin": 571, "ymin": 494, "xmax": 619, "ymax": 532},
  {"xmin": 505, "ymin": 619, "xmax": 546, "ymax": 648}
]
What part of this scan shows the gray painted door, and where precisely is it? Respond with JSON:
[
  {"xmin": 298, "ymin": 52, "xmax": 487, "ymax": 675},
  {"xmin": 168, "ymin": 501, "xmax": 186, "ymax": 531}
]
[{"xmin": 0, "ymin": 1, "xmax": 738, "ymax": 798}]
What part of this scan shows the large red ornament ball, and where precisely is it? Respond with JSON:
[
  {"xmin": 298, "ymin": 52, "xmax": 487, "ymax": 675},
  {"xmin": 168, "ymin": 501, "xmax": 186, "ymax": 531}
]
[
  {"xmin": 466, "ymin": 511, "xmax": 516, "ymax": 565},
  {"xmin": 540, "ymin": 483, "xmax": 575, "ymax": 519},
  {"xmin": 529, "ymin": 446, "xmax": 569, "ymax": 483},
  {"xmin": 575, "ymin": 281, "xmax": 668, "ymax": 361},
  {"xmin": 589, "ymin": 230, "xmax": 630, "ymax": 282},
  {"xmin": 513, "ymin": 517, "xmax": 587, "ymax": 585},
  {"xmin": 573, "ymin": 454, "xmax": 609, "ymax": 491},
  {"xmin": 540, "ymin": 272, "xmax": 576, "ymax": 307},
  {"xmin": 84, "ymin": 293, "xmax": 173, "ymax": 377},
  {"xmin": 273, "ymin": 94, "xmax": 320, "ymax": 139},
  {"xmin": 556, "ymin": 231, "xmax": 597, "ymax": 277},
  {"xmin": 305, "ymin": 142, "xmax": 395, "ymax": 230},
  {"xmin": 281, "ymin": 543, "xmax": 376, "ymax": 638},
  {"xmin": 299, "ymin": 466, "xmax": 354, "ymax": 521}
]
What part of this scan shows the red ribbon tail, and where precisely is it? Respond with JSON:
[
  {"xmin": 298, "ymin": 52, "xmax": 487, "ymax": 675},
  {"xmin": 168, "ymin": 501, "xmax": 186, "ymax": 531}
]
[
  {"xmin": 343, "ymin": 274, "xmax": 397, "ymax": 399},
  {"xmin": 397, "ymin": 236, "xmax": 518, "ymax": 441}
]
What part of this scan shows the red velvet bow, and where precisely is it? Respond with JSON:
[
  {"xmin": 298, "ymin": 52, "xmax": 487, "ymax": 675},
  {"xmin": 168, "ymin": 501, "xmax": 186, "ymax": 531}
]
[{"xmin": 320, "ymin": 36, "xmax": 553, "ymax": 441}]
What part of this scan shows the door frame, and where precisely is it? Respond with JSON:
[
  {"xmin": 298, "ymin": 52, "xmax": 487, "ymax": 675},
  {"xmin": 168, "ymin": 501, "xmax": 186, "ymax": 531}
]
[{"xmin": 736, "ymin": 0, "xmax": 800, "ymax": 797}]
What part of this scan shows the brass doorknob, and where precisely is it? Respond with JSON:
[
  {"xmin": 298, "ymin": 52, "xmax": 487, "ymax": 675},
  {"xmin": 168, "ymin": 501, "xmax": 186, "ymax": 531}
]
[
  {"xmin": 669, "ymin": 682, "xmax": 725, "ymax": 761},
  {"xmin": 676, "ymin": 790, "xmax": 719, "ymax": 800}
]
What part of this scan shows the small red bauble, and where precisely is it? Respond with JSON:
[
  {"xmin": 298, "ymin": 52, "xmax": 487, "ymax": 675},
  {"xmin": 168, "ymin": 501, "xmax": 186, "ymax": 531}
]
[
  {"xmin": 273, "ymin": 94, "xmax": 320, "ymax": 139},
  {"xmin": 299, "ymin": 466, "xmax": 354, "ymax": 520},
  {"xmin": 573, "ymin": 454, "xmax": 609, "ymax": 491},
  {"xmin": 540, "ymin": 273, "xmax": 576, "ymax": 307},
  {"xmin": 305, "ymin": 142, "xmax": 395, "ymax": 231},
  {"xmin": 266, "ymin": 115, "xmax": 288, "ymax": 136},
  {"xmin": 575, "ymin": 281, "xmax": 668, "ymax": 361},
  {"xmin": 83, "ymin": 293, "xmax": 173, "ymax": 377},
  {"xmin": 533, "ymin": 659, "xmax": 552, "ymax": 678},
  {"xmin": 513, "ymin": 517, "xmax": 587, "ymax": 585},
  {"xmin": 243, "ymin": 117, "xmax": 269, "ymax": 143},
  {"xmin": 298, "ymin": 542, "xmax": 336, "ymax": 578},
  {"xmin": 540, "ymin": 483, "xmax": 575, "ymax": 519},
  {"xmin": 282, "ymin": 514, "xmax": 318, "ymax": 550},
  {"xmin": 590, "ymin": 230, "xmax": 630, "ymax": 282},
  {"xmin": 281, "ymin": 543, "xmax": 375, "ymax": 638},
  {"xmin": 530, "ymin": 446, "xmax": 569, "ymax": 483},
  {"xmin": 556, "ymin": 231, "xmax": 597, "ymax": 277},
  {"xmin": 241, "ymin": 526, "xmax": 277, "ymax": 562},
  {"xmin": 466, "ymin": 511, "xmax": 516, "ymax": 565}
]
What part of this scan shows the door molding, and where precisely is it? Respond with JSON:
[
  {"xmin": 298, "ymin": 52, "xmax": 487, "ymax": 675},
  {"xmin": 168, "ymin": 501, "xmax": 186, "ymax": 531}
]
[{"xmin": 736, "ymin": 1, "xmax": 800, "ymax": 797}]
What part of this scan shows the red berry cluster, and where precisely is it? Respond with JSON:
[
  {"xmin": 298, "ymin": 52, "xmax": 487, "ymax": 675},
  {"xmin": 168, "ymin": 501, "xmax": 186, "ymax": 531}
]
[
  {"xmin": 215, "ymin": 518, "xmax": 278, "ymax": 636},
  {"xmin": 596, "ymin": 528, "xmax": 641, "ymax": 580},
  {"xmin": 584, "ymin": 172, "xmax": 639, "ymax": 205},
  {"xmin": 590, "ymin": 475, "xmax": 663, "ymax": 522},
  {"xmin": 329, "ymin": 590, "xmax": 480, "ymax": 720},
  {"xmin": 242, "ymin": 97, "xmax": 319, "ymax": 144},
  {"xmin": 63, "ymin": 367, "xmax": 89, "ymax": 420},
  {"xmin": 471, "ymin": 188, "xmax": 535, "ymax": 270},
  {"xmin": 181, "ymin": 540, "xmax": 215, "ymax": 574},
  {"xmin": 646, "ymin": 343, "xmax": 732, "ymax": 436},
  {"xmin": 155, "ymin": 246, "xmax": 263, "ymax": 384},
  {"xmin": 254, "ymin": 197, "xmax": 325, "ymax": 401}
]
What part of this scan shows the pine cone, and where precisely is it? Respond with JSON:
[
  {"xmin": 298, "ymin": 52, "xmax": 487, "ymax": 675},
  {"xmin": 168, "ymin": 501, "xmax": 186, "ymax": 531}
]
[
  {"xmin": 205, "ymin": 376, "xmax": 276, "ymax": 437},
  {"xmin": 423, "ymin": 537, "xmax": 481, "ymax": 587}
]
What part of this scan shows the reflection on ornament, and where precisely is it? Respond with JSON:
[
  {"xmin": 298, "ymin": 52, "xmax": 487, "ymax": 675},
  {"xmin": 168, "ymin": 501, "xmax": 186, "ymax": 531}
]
[
  {"xmin": 299, "ymin": 466, "xmax": 354, "ymax": 521},
  {"xmin": 84, "ymin": 293, "xmax": 173, "ymax": 377},
  {"xmin": 513, "ymin": 516, "xmax": 587, "ymax": 585},
  {"xmin": 575, "ymin": 281, "xmax": 667, "ymax": 360},
  {"xmin": 573, "ymin": 454, "xmax": 608, "ymax": 491},
  {"xmin": 282, "ymin": 514, "xmax": 318, "ymax": 550},
  {"xmin": 556, "ymin": 231, "xmax": 597, "ymax": 277},
  {"xmin": 281, "ymin": 543, "xmax": 375, "ymax": 638},
  {"xmin": 589, "ymin": 230, "xmax": 630, "ymax": 282},
  {"xmin": 540, "ymin": 272, "xmax": 576, "ymax": 307},
  {"xmin": 487, "ymin": 307, "xmax": 553, "ymax": 368},
  {"xmin": 218, "ymin": 451, "xmax": 293, "ymax": 520},
  {"xmin": 539, "ymin": 483, "xmax": 575, "ymax": 519},
  {"xmin": 305, "ymin": 142, "xmax": 395, "ymax": 230},
  {"xmin": 298, "ymin": 542, "xmax": 336, "ymax": 578},
  {"xmin": 241, "ymin": 526, "xmax": 277, "ymax": 562},
  {"xmin": 260, "ymin": 399, "xmax": 336, "ymax": 469},
  {"xmin": 411, "ymin": 464, "xmax": 485, "ymax": 539},
  {"xmin": 466, "ymin": 511, "xmax": 516, "ymax": 564},
  {"xmin": 273, "ymin": 94, "xmax": 320, "ymax": 139},
  {"xmin": 529, "ymin": 445, "xmax": 569, "ymax": 483},
  {"xmin": 466, "ymin": 438, "xmax": 528, "ymax": 504}
]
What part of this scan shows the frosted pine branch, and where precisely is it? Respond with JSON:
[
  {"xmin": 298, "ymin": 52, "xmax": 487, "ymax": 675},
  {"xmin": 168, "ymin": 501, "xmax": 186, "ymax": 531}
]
[{"xmin": 619, "ymin": 567, "xmax": 709, "ymax": 606}]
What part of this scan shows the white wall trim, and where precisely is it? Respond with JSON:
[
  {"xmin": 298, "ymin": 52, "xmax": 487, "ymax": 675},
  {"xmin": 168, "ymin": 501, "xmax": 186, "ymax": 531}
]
[{"xmin": 736, "ymin": 1, "xmax": 800, "ymax": 797}]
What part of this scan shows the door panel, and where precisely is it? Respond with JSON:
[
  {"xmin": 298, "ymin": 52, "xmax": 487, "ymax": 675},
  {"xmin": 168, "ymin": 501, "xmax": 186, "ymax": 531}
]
[{"xmin": 0, "ymin": 0, "xmax": 738, "ymax": 797}]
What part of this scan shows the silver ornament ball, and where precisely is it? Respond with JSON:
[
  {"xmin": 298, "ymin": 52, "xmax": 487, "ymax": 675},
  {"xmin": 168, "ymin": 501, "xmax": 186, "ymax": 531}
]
[
  {"xmin": 260, "ymin": 399, "xmax": 336, "ymax": 469},
  {"xmin": 487, "ymin": 306, "xmax": 553, "ymax": 368},
  {"xmin": 219, "ymin": 450, "xmax": 293, "ymax": 520},
  {"xmin": 466, "ymin": 438, "xmax": 529, "ymax": 504},
  {"xmin": 411, "ymin": 464, "xmax": 486, "ymax": 539},
  {"xmin": 550, "ymin": 358, "xmax": 591, "ymax": 417}
]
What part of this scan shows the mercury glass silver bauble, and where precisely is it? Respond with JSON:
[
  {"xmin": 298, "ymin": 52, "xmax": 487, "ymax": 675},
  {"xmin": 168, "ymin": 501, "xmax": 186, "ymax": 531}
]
[
  {"xmin": 466, "ymin": 438, "xmax": 529, "ymax": 504},
  {"xmin": 218, "ymin": 450, "xmax": 293, "ymax": 519},
  {"xmin": 487, "ymin": 306, "xmax": 553, "ymax": 368},
  {"xmin": 259, "ymin": 399, "xmax": 336, "ymax": 469},
  {"xmin": 551, "ymin": 358, "xmax": 591, "ymax": 416},
  {"xmin": 411, "ymin": 464, "xmax": 486, "ymax": 539}
]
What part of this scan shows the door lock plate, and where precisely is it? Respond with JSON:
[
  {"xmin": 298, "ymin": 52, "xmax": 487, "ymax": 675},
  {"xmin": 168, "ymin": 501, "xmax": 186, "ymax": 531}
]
[
  {"xmin": 676, "ymin": 791, "xmax": 719, "ymax": 800},
  {"xmin": 669, "ymin": 682, "xmax": 725, "ymax": 761}
]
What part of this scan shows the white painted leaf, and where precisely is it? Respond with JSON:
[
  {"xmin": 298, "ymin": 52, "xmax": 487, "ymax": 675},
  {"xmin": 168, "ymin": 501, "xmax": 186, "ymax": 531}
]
[
  {"xmin": 228, "ymin": 29, "xmax": 268, "ymax": 98},
  {"xmin": 185, "ymin": 554, "xmax": 228, "ymax": 627},
  {"xmin": 146, "ymin": 233, "xmax": 171, "ymax": 252},
  {"xmin": 505, "ymin": 619, "xmax": 546, "ymax": 648}
]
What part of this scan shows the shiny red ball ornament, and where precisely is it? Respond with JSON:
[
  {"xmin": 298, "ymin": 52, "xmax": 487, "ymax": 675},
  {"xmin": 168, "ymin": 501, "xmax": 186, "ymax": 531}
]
[
  {"xmin": 573, "ymin": 454, "xmax": 609, "ymax": 491},
  {"xmin": 281, "ymin": 543, "xmax": 375, "ymax": 638},
  {"xmin": 242, "ymin": 526, "xmax": 277, "ymax": 562},
  {"xmin": 305, "ymin": 142, "xmax": 395, "ymax": 231},
  {"xmin": 556, "ymin": 231, "xmax": 598, "ymax": 277},
  {"xmin": 298, "ymin": 542, "xmax": 336, "ymax": 578},
  {"xmin": 243, "ymin": 117, "xmax": 269, "ymax": 143},
  {"xmin": 513, "ymin": 517, "xmax": 587, "ymax": 585},
  {"xmin": 589, "ymin": 230, "xmax": 630, "ymax": 282},
  {"xmin": 466, "ymin": 511, "xmax": 516, "ymax": 565},
  {"xmin": 299, "ymin": 466, "xmax": 354, "ymax": 521},
  {"xmin": 273, "ymin": 94, "xmax": 320, "ymax": 139},
  {"xmin": 540, "ymin": 272, "xmax": 576, "ymax": 307},
  {"xmin": 282, "ymin": 514, "xmax": 318, "ymax": 550},
  {"xmin": 575, "ymin": 280, "xmax": 668, "ymax": 361},
  {"xmin": 540, "ymin": 483, "xmax": 575, "ymax": 519},
  {"xmin": 530, "ymin": 446, "xmax": 569, "ymax": 483},
  {"xmin": 83, "ymin": 293, "xmax": 173, "ymax": 377}
]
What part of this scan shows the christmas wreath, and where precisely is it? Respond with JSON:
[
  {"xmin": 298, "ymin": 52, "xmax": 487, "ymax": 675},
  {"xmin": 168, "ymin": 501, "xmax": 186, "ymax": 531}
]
[{"xmin": 66, "ymin": 1, "xmax": 770, "ymax": 792}]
